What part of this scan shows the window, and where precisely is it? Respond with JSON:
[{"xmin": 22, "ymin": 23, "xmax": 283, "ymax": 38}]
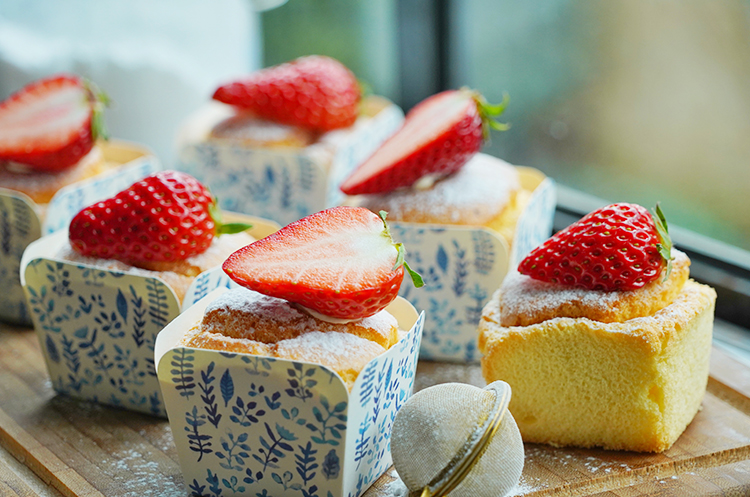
[{"xmin": 262, "ymin": 0, "xmax": 750, "ymax": 332}]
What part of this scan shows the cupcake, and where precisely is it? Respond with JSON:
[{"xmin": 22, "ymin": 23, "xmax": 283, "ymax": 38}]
[
  {"xmin": 21, "ymin": 171, "xmax": 264, "ymax": 416},
  {"xmin": 479, "ymin": 203, "xmax": 717, "ymax": 452},
  {"xmin": 340, "ymin": 89, "xmax": 556, "ymax": 362},
  {"xmin": 156, "ymin": 206, "xmax": 425, "ymax": 496},
  {"xmin": 176, "ymin": 55, "xmax": 404, "ymax": 227},
  {"xmin": 60, "ymin": 170, "xmax": 256, "ymax": 303},
  {"xmin": 1, "ymin": 75, "xmax": 159, "ymax": 324},
  {"xmin": 0, "ymin": 74, "xmax": 110, "ymax": 208}
]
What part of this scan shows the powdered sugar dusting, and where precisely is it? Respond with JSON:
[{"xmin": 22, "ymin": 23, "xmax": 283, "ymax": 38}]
[
  {"xmin": 56, "ymin": 231, "xmax": 254, "ymax": 302},
  {"xmin": 358, "ymin": 153, "xmax": 520, "ymax": 225},
  {"xmin": 205, "ymin": 287, "xmax": 305, "ymax": 324},
  {"xmin": 202, "ymin": 287, "xmax": 398, "ymax": 344},
  {"xmin": 378, "ymin": 469, "xmax": 409, "ymax": 497},
  {"xmin": 185, "ymin": 231, "xmax": 254, "ymax": 267},
  {"xmin": 0, "ymin": 146, "xmax": 104, "ymax": 201},
  {"xmin": 108, "ymin": 447, "xmax": 184, "ymax": 496},
  {"xmin": 276, "ymin": 330, "xmax": 385, "ymax": 363},
  {"xmin": 497, "ymin": 250, "xmax": 690, "ymax": 326},
  {"xmin": 57, "ymin": 231, "xmax": 253, "ymax": 275}
]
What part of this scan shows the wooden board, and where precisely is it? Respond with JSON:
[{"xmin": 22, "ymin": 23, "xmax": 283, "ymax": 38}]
[{"xmin": 1, "ymin": 323, "xmax": 750, "ymax": 496}]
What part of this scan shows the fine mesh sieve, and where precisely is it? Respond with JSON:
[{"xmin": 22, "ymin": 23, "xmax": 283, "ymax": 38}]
[{"xmin": 391, "ymin": 381, "xmax": 524, "ymax": 497}]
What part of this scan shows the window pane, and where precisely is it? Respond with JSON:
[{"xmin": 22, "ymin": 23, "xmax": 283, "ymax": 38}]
[
  {"xmin": 261, "ymin": 0, "xmax": 400, "ymax": 102},
  {"xmin": 451, "ymin": 0, "xmax": 750, "ymax": 251}
]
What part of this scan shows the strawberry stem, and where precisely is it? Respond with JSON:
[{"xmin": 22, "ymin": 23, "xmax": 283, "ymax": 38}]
[
  {"xmin": 84, "ymin": 79, "xmax": 111, "ymax": 142},
  {"xmin": 651, "ymin": 202, "xmax": 673, "ymax": 281},
  {"xmin": 468, "ymin": 89, "xmax": 510, "ymax": 141},
  {"xmin": 209, "ymin": 200, "xmax": 252, "ymax": 236},
  {"xmin": 379, "ymin": 210, "xmax": 424, "ymax": 288}
]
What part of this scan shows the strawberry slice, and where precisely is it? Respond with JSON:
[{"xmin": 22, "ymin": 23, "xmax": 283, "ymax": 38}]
[
  {"xmin": 518, "ymin": 203, "xmax": 673, "ymax": 291},
  {"xmin": 0, "ymin": 74, "xmax": 108, "ymax": 172},
  {"xmin": 213, "ymin": 55, "xmax": 360, "ymax": 132},
  {"xmin": 340, "ymin": 89, "xmax": 508, "ymax": 195},
  {"xmin": 223, "ymin": 206, "xmax": 423, "ymax": 320}
]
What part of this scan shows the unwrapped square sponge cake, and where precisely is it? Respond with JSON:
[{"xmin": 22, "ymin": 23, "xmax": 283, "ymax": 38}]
[{"xmin": 478, "ymin": 203, "xmax": 717, "ymax": 452}]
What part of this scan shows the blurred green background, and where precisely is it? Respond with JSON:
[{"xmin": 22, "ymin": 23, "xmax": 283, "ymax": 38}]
[{"xmin": 263, "ymin": 0, "xmax": 750, "ymax": 253}]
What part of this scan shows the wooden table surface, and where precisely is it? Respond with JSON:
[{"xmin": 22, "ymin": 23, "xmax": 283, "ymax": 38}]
[{"xmin": 1, "ymin": 322, "xmax": 750, "ymax": 497}]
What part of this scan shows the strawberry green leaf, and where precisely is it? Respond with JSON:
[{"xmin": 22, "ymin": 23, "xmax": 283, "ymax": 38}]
[
  {"xmin": 403, "ymin": 260, "xmax": 424, "ymax": 288},
  {"xmin": 651, "ymin": 202, "xmax": 673, "ymax": 281},
  {"xmin": 380, "ymin": 210, "xmax": 424, "ymax": 288},
  {"xmin": 84, "ymin": 79, "xmax": 110, "ymax": 142},
  {"xmin": 209, "ymin": 198, "xmax": 252, "ymax": 236},
  {"xmin": 357, "ymin": 79, "xmax": 373, "ymax": 100},
  {"xmin": 472, "ymin": 90, "xmax": 511, "ymax": 140},
  {"xmin": 378, "ymin": 210, "xmax": 391, "ymax": 238},
  {"xmin": 218, "ymin": 222, "xmax": 253, "ymax": 235}
]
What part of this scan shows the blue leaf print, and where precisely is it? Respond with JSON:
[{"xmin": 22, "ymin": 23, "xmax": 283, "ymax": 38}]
[
  {"xmin": 185, "ymin": 406, "xmax": 213, "ymax": 461},
  {"xmin": 296, "ymin": 442, "xmax": 319, "ymax": 485},
  {"xmin": 116, "ymin": 288, "xmax": 128, "ymax": 323},
  {"xmin": 436, "ymin": 244, "xmax": 449, "ymax": 274},
  {"xmin": 322, "ymin": 449, "xmax": 340, "ymax": 480},
  {"xmin": 188, "ymin": 479, "xmax": 205, "ymax": 497},
  {"xmin": 276, "ymin": 424, "xmax": 297, "ymax": 442},
  {"xmin": 220, "ymin": 369, "xmax": 234, "ymax": 407},
  {"xmin": 45, "ymin": 334, "xmax": 60, "ymax": 363}
]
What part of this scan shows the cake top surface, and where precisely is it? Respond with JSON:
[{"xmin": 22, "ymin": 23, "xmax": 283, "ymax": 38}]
[
  {"xmin": 58, "ymin": 231, "xmax": 254, "ymax": 276},
  {"xmin": 480, "ymin": 277, "xmax": 716, "ymax": 353},
  {"xmin": 358, "ymin": 153, "xmax": 521, "ymax": 225},
  {"xmin": 210, "ymin": 113, "xmax": 317, "ymax": 148},
  {"xmin": 498, "ymin": 249, "xmax": 691, "ymax": 326},
  {"xmin": 202, "ymin": 287, "xmax": 398, "ymax": 342}
]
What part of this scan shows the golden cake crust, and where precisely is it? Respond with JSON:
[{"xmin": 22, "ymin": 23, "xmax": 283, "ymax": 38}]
[
  {"xmin": 209, "ymin": 112, "xmax": 317, "ymax": 149},
  {"xmin": 357, "ymin": 154, "xmax": 526, "ymax": 240},
  {"xmin": 200, "ymin": 287, "xmax": 398, "ymax": 348},
  {"xmin": 478, "ymin": 278, "xmax": 717, "ymax": 452},
  {"xmin": 0, "ymin": 146, "xmax": 107, "ymax": 205},
  {"xmin": 496, "ymin": 250, "xmax": 691, "ymax": 326},
  {"xmin": 181, "ymin": 287, "xmax": 399, "ymax": 390}
]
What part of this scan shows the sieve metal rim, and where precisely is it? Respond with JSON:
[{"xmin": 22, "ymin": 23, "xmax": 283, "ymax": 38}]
[{"xmin": 414, "ymin": 381, "xmax": 512, "ymax": 497}]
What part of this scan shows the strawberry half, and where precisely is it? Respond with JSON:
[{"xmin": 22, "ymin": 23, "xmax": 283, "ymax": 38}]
[
  {"xmin": 518, "ymin": 203, "xmax": 673, "ymax": 292},
  {"xmin": 223, "ymin": 206, "xmax": 423, "ymax": 320},
  {"xmin": 0, "ymin": 74, "xmax": 108, "ymax": 172},
  {"xmin": 339, "ymin": 89, "xmax": 508, "ymax": 195},
  {"xmin": 213, "ymin": 55, "xmax": 360, "ymax": 132},
  {"xmin": 69, "ymin": 171, "xmax": 249, "ymax": 264}
]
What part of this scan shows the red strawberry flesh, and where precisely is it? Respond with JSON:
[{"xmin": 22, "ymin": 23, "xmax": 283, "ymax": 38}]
[
  {"xmin": 223, "ymin": 206, "xmax": 405, "ymax": 320},
  {"xmin": 518, "ymin": 203, "xmax": 671, "ymax": 291},
  {"xmin": 340, "ymin": 90, "xmax": 482, "ymax": 195},
  {"xmin": 0, "ymin": 75, "xmax": 96, "ymax": 171}
]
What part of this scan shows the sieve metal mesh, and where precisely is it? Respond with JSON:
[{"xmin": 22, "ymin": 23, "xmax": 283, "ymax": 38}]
[{"xmin": 391, "ymin": 381, "xmax": 524, "ymax": 497}]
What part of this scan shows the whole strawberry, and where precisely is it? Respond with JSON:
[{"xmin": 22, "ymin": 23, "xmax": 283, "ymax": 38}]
[
  {"xmin": 69, "ymin": 171, "xmax": 248, "ymax": 264},
  {"xmin": 518, "ymin": 203, "xmax": 673, "ymax": 291},
  {"xmin": 0, "ymin": 74, "xmax": 108, "ymax": 172},
  {"xmin": 339, "ymin": 89, "xmax": 508, "ymax": 195},
  {"xmin": 223, "ymin": 207, "xmax": 423, "ymax": 320},
  {"xmin": 212, "ymin": 55, "xmax": 360, "ymax": 132}
]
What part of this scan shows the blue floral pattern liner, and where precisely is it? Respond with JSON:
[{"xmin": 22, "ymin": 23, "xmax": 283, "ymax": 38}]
[
  {"xmin": 20, "ymin": 217, "xmax": 279, "ymax": 417},
  {"xmin": 176, "ymin": 102, "xmax": 404, "ymax": 227},
  {"xmin": 390, "ymin": 168, "xmax": 556, "ymax": 363},
  {"xmin": 156, "ymin": 286, "xmax": 424, "ymax": 497},
  {"xmin": 0, "ymin": 140, "xmax": 160, "ymax": 325}
]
